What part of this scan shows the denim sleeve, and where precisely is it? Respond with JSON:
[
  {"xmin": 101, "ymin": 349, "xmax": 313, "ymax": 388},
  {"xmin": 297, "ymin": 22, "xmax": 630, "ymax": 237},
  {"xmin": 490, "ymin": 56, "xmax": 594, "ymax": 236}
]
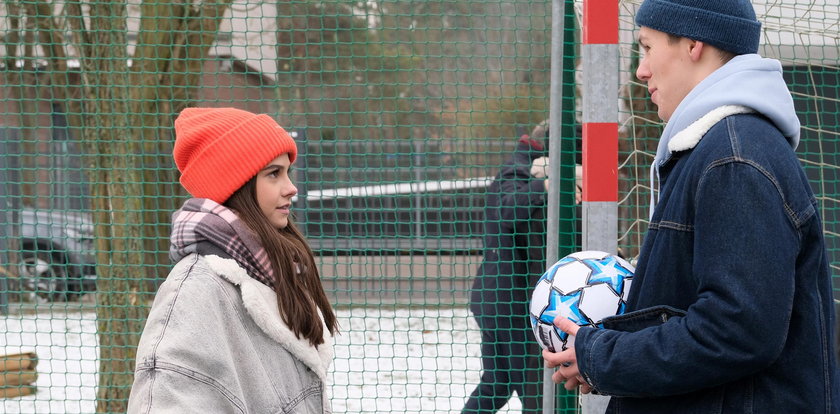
[
  {"xmin": 575, "ymin": 161, "xmax": 799, "ymax": 397},
  {"xmin": 127, "ymin": 361, "xmax": 245, "ymax": 414}
]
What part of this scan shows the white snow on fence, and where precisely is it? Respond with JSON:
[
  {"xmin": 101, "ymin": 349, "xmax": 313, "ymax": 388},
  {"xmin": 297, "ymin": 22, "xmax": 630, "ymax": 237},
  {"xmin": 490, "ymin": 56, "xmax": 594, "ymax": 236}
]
[{"xmin": 2, "ymin": 307, "xmax": 523, "ymax": 414}]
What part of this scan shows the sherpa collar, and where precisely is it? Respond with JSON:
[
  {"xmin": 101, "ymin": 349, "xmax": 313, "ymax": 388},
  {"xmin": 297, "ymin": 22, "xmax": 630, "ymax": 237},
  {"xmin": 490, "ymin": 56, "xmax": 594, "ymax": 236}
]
[
  {"xmin": 668, "ymin": 105, "xmax": 755, "ymax": 154},
  {"xmin": 202, "ymin": 254, "xmax": 334, "ymax": 382},
  {"xmin": 648, "ymin": 105, "xmax": 756, "ymax": 220}
]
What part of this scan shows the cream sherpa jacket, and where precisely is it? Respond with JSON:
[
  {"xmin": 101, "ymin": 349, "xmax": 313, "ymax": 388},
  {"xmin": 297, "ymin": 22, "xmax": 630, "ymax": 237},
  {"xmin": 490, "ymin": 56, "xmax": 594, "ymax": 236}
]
[{"xmin": 127, "ymin": 254, "xmax": 334, "ymax": 414}]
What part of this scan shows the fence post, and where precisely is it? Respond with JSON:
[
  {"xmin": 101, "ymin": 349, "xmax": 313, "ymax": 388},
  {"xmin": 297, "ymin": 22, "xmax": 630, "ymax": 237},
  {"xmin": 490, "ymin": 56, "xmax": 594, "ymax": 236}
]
[
  {"xmin": 545, "ymin": 0, "xmax": 581, "ymax": 411},
  {"xmin": 580, "ymin": 0, "xmax": 620, "ymax": 412},
  {"xmin": 0, "ymin": 128, "xmax": 19, "ymax": 314},
  {"xmin": 293, "ymin": 128, "xmax": 308, "ymax": 231}
]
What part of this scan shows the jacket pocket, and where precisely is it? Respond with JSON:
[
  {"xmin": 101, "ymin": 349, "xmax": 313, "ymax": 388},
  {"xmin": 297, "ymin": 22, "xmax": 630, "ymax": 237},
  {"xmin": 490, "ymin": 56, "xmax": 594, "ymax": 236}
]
[{"xmin": 602, "ymin": 305, "xmax": 686, "ymax": 333}]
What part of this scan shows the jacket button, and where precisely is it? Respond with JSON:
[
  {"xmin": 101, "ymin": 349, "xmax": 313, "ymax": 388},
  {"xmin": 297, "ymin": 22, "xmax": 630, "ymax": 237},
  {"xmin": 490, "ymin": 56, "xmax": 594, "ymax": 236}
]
[{"xmin": 660, "ymin": 313, "xmax": 669, "ymax": 323}]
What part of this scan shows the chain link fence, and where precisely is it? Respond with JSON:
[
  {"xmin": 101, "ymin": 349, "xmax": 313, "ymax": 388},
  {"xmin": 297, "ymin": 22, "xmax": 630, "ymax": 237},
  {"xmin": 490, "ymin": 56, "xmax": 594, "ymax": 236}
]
[{"xmin": 0, "ymin": 0, "xmax": 838, "ymax": 412}]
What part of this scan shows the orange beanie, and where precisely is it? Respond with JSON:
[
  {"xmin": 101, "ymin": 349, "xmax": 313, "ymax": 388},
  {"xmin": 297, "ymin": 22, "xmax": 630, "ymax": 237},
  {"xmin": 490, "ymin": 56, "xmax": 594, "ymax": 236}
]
[{"xmin": 173, "ymin": 107, "xmax": 298, "ymax": 203}]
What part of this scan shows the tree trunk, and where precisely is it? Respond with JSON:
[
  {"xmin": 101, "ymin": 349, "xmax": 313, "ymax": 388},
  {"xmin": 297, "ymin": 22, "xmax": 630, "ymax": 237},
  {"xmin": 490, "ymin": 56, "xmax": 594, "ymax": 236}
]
[
  {"xmin": 62, "ymin": 1, "xmax": 233, "ymax": 410},
  {"xmin": 69, "ymin": 3, "xmax": 147, "ymax": 412}
]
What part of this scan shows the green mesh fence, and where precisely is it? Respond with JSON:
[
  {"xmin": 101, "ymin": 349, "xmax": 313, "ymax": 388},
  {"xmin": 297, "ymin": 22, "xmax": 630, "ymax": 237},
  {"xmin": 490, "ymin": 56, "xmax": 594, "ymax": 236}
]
[{"xmin": 0, "ymin": 0, "xmax": 837, "ymax": 413}]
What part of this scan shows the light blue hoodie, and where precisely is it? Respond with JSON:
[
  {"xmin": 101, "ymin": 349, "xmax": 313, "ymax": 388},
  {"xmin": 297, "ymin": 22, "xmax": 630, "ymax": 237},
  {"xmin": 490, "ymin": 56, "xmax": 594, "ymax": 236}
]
[
  {"xmin": 654, "ymin": 53, "xmax": 800, "ymax": 168},
  {"xmin": 649, "ymin": 54, "xmax": 801, "ymax": 213}
]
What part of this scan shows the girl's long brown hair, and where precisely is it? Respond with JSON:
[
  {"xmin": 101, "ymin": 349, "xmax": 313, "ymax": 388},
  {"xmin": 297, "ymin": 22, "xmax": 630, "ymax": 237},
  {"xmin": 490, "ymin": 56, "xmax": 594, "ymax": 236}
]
[{"xmin": 225, "ymin": 178, "xmax": 338, "ymax": 346}]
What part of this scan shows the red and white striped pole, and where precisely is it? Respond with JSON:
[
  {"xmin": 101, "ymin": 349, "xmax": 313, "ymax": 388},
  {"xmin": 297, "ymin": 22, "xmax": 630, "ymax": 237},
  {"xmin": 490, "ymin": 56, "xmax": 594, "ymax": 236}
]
[
  {"xmin": 580, "ymin": 1, "xmax": 619, "ymax": 411},
  {"xmin": 581, "ymin": 2, "xmax": 619, "ymax": 254}
]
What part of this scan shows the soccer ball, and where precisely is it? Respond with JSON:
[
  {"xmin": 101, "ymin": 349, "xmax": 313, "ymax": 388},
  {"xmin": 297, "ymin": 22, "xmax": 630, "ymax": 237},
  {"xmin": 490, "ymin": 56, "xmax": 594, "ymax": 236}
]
[{"xmin": 529, "ymin": 250, "xmax": 635, "ymax": 352}]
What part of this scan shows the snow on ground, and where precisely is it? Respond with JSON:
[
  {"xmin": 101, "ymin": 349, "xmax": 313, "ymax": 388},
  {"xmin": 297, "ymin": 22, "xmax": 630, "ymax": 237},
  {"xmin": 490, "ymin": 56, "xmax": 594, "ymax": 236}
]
[{"xmin": 2, "ymin": 306, "xmax": 522, "ymax": 413}]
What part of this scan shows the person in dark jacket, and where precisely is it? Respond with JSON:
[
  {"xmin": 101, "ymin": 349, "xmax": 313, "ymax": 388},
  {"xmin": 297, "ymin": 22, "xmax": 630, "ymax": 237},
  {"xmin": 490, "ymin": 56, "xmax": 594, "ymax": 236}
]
[
  {"xmin": 462, "ymin": 124, "xmax": 549, "ymax": 414},
  {"xmin": 543, "ymin": 1, "xmax": 839, "ymax": 413}
]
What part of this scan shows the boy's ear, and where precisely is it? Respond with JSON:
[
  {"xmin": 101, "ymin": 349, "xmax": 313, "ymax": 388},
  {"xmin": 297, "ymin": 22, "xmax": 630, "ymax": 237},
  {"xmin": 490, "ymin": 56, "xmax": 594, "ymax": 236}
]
[{"xmin": 688, "ymin": 39, "xmax": 705, "ymax": 62}]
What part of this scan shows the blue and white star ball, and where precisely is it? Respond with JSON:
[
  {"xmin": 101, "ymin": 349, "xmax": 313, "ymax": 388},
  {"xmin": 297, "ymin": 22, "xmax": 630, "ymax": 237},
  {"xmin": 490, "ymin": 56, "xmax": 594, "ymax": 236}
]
[{"xmin": 529, "ymin": 250, "xmax": 635, "ymax": 352}]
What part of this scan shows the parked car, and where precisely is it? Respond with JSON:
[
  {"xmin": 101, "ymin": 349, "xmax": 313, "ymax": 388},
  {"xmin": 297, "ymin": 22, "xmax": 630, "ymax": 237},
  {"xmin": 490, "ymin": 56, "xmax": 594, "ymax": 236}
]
[{"xmin": 11, "ymin": 209, "xmax": 97, "ymax": 301}]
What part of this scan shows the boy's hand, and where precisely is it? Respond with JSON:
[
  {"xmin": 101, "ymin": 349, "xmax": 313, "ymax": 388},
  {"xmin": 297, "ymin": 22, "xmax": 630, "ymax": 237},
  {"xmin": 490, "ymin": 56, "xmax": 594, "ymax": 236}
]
[{"xmin": 542, "ymin": 317, "xmax": 592, "ymax": 393}]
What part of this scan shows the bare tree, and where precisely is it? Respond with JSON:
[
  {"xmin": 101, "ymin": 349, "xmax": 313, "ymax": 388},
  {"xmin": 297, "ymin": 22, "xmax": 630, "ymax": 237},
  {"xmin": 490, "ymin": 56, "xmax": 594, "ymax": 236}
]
[
  {"xmin": 275, "ymin": 0, "xmax": 552, "ymax": 178},
  {"xmin": 3, "ymin": 0, "xmax": 233, "ymax": 410},
  {"xmin": 276, "ymin": 1, "xmax": 420, "ymax": 141}
]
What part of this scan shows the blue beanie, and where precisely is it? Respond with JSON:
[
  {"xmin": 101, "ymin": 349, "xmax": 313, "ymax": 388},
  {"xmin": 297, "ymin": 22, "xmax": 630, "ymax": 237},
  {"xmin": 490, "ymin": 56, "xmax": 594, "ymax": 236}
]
[{"xmin": 635, "ymin": 0, "xmax": 761, "ymax": 55}]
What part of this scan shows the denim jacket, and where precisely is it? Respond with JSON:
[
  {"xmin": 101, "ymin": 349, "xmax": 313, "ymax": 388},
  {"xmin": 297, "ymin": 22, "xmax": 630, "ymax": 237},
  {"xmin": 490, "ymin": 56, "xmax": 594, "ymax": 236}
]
[
  {"xmin": 127, "ymin": 254, "xmax": 334, "ymax": 414},
  {"xmin": 574, "ymin": 106, "xmax": 839, "ymax": 413}
]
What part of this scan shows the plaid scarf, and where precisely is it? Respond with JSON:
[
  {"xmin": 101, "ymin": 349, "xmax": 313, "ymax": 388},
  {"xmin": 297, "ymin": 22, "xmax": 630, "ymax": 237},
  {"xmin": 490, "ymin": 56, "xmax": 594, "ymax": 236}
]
[{"xmin": 170, "ymin": 198, "xmax": 275, "ymax": 289}]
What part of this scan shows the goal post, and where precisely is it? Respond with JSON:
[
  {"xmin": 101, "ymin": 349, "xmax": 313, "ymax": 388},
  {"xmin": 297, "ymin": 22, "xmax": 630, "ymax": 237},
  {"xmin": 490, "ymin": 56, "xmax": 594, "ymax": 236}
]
[{"xmin": 579, "ymin": 0, "xmax": 620, "ymax": 412}]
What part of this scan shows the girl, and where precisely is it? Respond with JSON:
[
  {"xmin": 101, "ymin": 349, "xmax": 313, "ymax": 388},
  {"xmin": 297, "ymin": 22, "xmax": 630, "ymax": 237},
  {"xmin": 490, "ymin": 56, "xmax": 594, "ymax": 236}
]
[{"xmin": 128, "ymin": 107, "xmax": 339, "ymax": 413}]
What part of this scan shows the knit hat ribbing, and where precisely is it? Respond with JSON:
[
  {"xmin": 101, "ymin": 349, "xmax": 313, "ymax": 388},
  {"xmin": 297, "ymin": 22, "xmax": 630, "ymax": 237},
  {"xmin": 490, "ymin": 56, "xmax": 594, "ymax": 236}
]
[
  {"xmin": 635, "ymin": 0, "xmax": 761, "ymax": 56},
  {"xmin": 173, "ymin": 107, "xmax": 298, "ymax": 204}
]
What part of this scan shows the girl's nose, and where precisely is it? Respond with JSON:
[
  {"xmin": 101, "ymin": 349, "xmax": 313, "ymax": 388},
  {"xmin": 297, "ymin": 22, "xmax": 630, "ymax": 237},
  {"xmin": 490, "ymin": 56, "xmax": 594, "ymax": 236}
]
[{"xmin": 285, "ymin": 182, "xmax": 298, "ymax": 197}]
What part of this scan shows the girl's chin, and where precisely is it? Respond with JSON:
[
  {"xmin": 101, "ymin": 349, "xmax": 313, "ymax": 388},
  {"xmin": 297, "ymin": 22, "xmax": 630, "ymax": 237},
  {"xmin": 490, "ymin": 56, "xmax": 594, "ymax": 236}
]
[{"xmin": 271, "ymin": 217, "xmax": 289, "ymax": 230}]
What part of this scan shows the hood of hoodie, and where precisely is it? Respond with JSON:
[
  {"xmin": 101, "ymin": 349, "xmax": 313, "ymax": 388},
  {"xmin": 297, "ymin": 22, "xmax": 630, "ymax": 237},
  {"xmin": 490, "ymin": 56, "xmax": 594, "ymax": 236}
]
[{"xmin": 653, "ymin": 53, "xmax": 801, "ymax": 169}]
